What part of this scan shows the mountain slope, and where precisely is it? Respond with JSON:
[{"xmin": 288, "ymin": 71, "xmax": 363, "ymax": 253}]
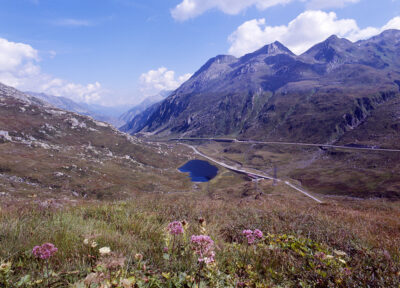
[
  {"xmin": 119, "ymin": 90, "xmax": 171, "ymax": 128},
  {"xmin": 127, "ymin": 30, "xmax": 400, "ymax": 146},
  {"xmin": 0, "ymin": 83, "xmax": 190, "ymax": 200}
]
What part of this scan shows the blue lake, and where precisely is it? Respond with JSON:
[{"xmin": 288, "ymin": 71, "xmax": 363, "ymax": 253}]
[{"xmin": 179, "ymin": 160, "xmax": 219, "ymax": 182}]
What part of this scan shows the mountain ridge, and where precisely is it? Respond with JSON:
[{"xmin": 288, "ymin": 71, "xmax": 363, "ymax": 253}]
[
  {"xmin": 119, "ymin": 90, "xmax": 171, "ymax": 128},
  {"xmin": 124, "ymin": 29, "xmax": 400, "ymax": 146}
]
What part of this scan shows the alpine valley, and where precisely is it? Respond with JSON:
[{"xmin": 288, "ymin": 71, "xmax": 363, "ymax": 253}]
[
  {"xmin": 121, "ymin": 30, "xmax": 400, "ymax": 199},
  {"xmin": 1, "ymin": 14, "xmax": 400, "ymax": 286}
]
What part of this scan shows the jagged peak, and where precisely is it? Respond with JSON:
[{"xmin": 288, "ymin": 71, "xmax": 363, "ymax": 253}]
[
  {"xmin": 311, "ymin": 35, "xmax": 352, "ymax": 49},
  {"xmin": 238, "ymin": 41, "xmax": 294, "ymax": 63},
  {"xmin": 192, "ymin": 54, "xmax": 237, "ymax": 78},
  {"xmin": 326, "ymin": 35, "xmax": 339, "ymax": 41},
  {"xmin": 301, "ymin": 34, "xmax": 353, "ymax": 61},
  {"xmin": 251, "ymin": 41, "xmax": 293, "ymax": 56}
]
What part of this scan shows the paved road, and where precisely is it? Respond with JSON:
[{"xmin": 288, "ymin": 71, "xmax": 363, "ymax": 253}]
[
  {"xmin": 182, "ymin": 144, "xmax": 323, "ymax": 204},
  {"xmin": 172, "ymin": 138, "xmax": 400, "ymax": 152}
]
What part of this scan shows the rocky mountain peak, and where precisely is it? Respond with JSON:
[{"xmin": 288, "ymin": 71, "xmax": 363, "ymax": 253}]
[
  {"xmin": 239, "ymin": 41, "xmax": 294, "ymax": 64},
  {"xmin": 302, "ymin": 34, "xmax": 353, "ymax": 63},
  {"xmin": 194, "ymin": 55, "xmax": 237, "ymax": 74},
  {"xmin": 261, "ymin": 41, "xmax": 294, "ymax": 56}
]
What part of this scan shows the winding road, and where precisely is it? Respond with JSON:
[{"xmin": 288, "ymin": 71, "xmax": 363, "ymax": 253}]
[
  {"xmin": 182, "ymin": 143, "xmax": 323, "ymax": 204},
  {"xmin": 173, "ymin": 138, "xmax": 400, "ymax": 153}
]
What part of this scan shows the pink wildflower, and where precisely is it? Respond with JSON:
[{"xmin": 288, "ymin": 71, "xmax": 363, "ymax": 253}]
[
  {"xmin": 32, "ymin": 243, "xmax": 58, "ymax": 260},
  {"xmin": 242, "ymin": 229, "xmax": 253, "ymax": 237},
  {"xmin": 167, "ymin": 221, "xmax": 184, "ymax": 235},
  {"xmin": 242, "ymin": 229, "xmax": 263, "ymax": 245},
  {"xmin": 190, "ymin": 235, "xmax": 215, "ymax": 264},
  {"xmin": 242, "ymin": 229, "xmax": 255, "ymax": 244},
  {"xmin": 254, "ymin": 229, "xmax": 263, "ymax": 239}
]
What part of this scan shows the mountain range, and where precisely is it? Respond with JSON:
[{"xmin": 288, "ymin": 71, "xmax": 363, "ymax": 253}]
[
  {"xmin": 27, "ymin": 92, "xmax": 128, "ymax": 127},
  {"xmin": 123, "ymin": 29, "xmax": 400, "ymax": 148}
]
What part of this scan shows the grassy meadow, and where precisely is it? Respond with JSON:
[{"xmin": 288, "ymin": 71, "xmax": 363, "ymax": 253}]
[{"xmin": 1, "ymin": 177, "xmax": 400, "ymax": 287}]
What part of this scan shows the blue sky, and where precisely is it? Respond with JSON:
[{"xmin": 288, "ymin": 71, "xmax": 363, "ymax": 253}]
[{"xmin": 0, "ymin": 0, "xmax": 399, "ymax": 106}]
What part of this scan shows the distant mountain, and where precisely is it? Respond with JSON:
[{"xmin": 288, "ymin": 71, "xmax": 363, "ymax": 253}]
[
  {"xmin": 27, "ymin": 92, "xmax": 127, "ymax": 127},
  {"xmin": 126, "ymin": 30, "xmax": 400, "ymax": 147},
  {"xmin": 80, "ymin": 103, "xmax": 127, "ymax": 127},
  {"xmin": 119, "ymin": 90, "xmax": 171, "ymax": 128},
  {"xmin": 120, "ymin": 99, "xmax": 165, "ymax": 135}
]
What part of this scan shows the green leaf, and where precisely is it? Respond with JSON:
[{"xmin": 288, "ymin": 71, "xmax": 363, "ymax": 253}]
[{"xmin": 16, "ymin": 275, "xmax": 31, "ymax": 287}]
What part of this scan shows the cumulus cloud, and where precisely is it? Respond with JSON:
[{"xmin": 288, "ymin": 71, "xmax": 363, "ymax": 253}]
[
  {"xmin": 140, "ymin": 67, "xmax": 192, "ymax": 96},
  {"xmin": 0, "ymin": 37, "xmax": 105, "ymax": 104},
  {"xmin": 228, "ymin": 11, "xmax": 400, "ymax": 56},
  {"xmin": 171, "ymin": 0, "xmax": 359, "ymax": 21},
  {"xmin": 171, "ymin": 0, "xmax": 292, "ymax": 21},
  {"xmin": 0, "ymin": 38, "xmax": 38, "ymax": 72}
]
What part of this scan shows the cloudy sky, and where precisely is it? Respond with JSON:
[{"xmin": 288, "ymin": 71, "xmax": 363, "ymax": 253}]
[{"xmin": 0, "ymin": 0, "xmax": 399, "ymax": 106}]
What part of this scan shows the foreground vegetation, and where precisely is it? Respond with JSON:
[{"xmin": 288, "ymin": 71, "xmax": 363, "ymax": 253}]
[{"xmin": 1, "ymin": 184, "xmax": 400, "ymax": 287}]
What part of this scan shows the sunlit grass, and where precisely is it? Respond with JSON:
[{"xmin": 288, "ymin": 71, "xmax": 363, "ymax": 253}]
[{"xmin": 1, "ymin": 190, "xmax": 399, "ymax": 286}]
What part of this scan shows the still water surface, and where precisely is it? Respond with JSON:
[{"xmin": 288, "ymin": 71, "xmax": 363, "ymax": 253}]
[{"xmin": 178, "ymin": 160, "xmax": 219, "ymax": 182}]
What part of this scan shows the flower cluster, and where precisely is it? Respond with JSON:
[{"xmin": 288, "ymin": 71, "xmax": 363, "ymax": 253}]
[
  {"xmin": 242, "ymin": 229, "xmax": 263, "ymax": 245},
  {"xmin": 99, "ymin": 247, "xmax": 111, "ymax": 256},
  {"xmin": 32, "ymin": 243, "xmax": 58, "ymax": 260},
  {"xmin": 190, "ymin": 235, "xmax": 215, "ymax": 264},
  {"xmin": 167, "ymin": 221, "xmax": 184, "ymax": 235},
  {"xmin": 83, "ymin": 238, "xmax": 98, "ymax": 248}
]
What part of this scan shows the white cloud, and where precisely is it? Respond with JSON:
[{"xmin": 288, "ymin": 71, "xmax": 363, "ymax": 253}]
[
  {"xmin": 52, "ymin": 18, "xmax": 94, "ymax": 27},
  {"xmin": 383, "ymin": 16, "xmax": 400, "ymax": 30},
  {"xmin": 171, "ymin": 0, "xmax": 293, "ymax": 21},
  {"xmin": 0, "ymin": 37, "xmax": 106, "ymax": 104},
  {"xmin": 140, "ymin": 67, "xmax": 192, "ymax": 96},
  {"xmin": 0, "ymin": 38, "xmax": 38, "ymax": 72},
  {"xmin": 228, "ymin": 11, "xmax": 400, "ymax": 56},
  {"xmin": 40, "ymin": 79, "xmax": 104, "ymax": 103},
  {"xmin": 171, "ymin": 0, "xmax": 359, "ymax": 21}
]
